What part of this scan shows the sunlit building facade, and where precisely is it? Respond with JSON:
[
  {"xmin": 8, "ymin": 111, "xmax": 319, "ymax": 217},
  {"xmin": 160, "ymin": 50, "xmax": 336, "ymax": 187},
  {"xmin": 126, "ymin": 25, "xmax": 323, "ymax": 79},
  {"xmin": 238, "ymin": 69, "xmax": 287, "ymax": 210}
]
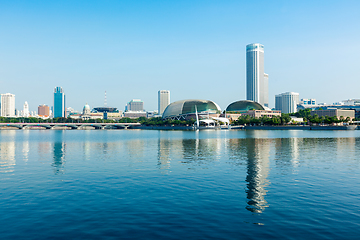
[
  {"xmin": 246, "ymin": 43, "xmax": 268, "ymax": 107},
  {"xmin": 53, "ymin": 87, "xmax": 66, "ymax": 118},
  {"xmin": 158, "ymin": 90, "xmax": 170, "ymax": 116},
  {"xmin": 275, "ymin": 92, "xmax": 300, "ymax": 114},
  {"xmin": 23, "ymin": 101, "xmax": 29, "ymax": 117},
  {"xmin": 38, "ymin": 104, "xmax": 50, "ymax": 117},
  {"xmin": 127, "ymin": 99, "xmax": 144, "ymax": 112},
  {"xmin": 1, "ymin": 93, "xmax": 15, "ymax": 117}
]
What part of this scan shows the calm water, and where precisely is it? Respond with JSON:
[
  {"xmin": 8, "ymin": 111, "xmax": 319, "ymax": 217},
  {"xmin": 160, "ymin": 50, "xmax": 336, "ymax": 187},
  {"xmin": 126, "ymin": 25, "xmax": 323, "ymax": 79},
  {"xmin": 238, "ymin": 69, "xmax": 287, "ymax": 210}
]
[{"xmin": 1, "ymin": 130, "xmax": 360, "ymax": 239}]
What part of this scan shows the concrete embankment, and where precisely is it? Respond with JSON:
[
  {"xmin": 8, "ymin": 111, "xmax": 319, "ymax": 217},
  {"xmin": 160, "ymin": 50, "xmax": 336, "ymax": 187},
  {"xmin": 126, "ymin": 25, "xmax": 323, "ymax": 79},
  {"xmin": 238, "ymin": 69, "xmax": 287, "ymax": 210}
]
[
  {"xmin": 132, "ymin": 126, "xmax": 194, "ymax": 130},
  {"xmin": 244, "ymin": 125, "xmax": 358, "ymax": 130}
]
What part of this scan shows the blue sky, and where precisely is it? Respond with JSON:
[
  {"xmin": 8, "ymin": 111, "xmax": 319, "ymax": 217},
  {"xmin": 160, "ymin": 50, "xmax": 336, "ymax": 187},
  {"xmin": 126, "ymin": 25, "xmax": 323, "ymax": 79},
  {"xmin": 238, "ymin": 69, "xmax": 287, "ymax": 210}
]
[{"xmin": 1, "ymin": 0, "xmax": 360, "ymax": 112}]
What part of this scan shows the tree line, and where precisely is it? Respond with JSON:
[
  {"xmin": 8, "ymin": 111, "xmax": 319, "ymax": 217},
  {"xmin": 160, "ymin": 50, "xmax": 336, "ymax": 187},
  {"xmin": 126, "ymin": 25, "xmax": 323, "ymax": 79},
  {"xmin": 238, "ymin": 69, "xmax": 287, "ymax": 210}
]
[
  {"xmin": 0, "ymin": 110, "xmax": 359, "ymax": 126},
  {"xmin": 0, "ymin": 116, "xmax": 195, "ymax": 126},
  {"xmin": 291, "ymin": 109, "xmax": 354, "ymax": 124}
]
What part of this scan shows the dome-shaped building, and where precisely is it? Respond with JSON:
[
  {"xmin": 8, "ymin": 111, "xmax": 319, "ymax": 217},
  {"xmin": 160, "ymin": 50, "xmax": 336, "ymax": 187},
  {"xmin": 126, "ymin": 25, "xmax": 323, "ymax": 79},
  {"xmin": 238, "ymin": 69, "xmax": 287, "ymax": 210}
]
[
  {"xmin": 225, "ymin": 100, "xmax": 265, "ymax": 113},
  {"xmin": 162, "ymin": 99, "xmax": 221, "ymax": 119},
  {"xmin": 83, "ymin": 103, "xmax": 91, "ymax": 115}
]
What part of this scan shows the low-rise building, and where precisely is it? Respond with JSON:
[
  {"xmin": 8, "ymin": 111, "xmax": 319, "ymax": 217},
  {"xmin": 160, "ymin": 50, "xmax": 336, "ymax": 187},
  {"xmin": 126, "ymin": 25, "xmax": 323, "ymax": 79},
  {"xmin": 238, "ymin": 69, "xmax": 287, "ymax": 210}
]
[
  {"xmin": 241, "ymin": 110, "xmax": 281, "ymax": 118},
  {"xmin": 69, "ymin": 104, "xmax": 103, "ymax": 120},
  {"xmin": 124, "ymin": 111, "xmax": 147, "ymax": 119},
  {"xmin": 300, "ymin": 98, "xmax": 316, "ymax": 105},
  {"xmin": 106, "ymin": 111, "xmax": 123, "ymax": 120},
  {"xmin": 290, "ymin": 116, "xmax": 304, "ymax": 123},
  {"xmin": 311, "ymin": 109, "xmax": 355, "ymax": 120}
]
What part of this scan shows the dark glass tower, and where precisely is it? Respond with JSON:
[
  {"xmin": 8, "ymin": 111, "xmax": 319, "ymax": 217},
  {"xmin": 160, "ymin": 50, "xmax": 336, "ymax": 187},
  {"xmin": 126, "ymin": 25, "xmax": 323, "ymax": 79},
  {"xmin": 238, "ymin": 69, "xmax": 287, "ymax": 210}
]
[{"xmin": 53, "ymin": 87, "xmax": 65, "ymax": 118}]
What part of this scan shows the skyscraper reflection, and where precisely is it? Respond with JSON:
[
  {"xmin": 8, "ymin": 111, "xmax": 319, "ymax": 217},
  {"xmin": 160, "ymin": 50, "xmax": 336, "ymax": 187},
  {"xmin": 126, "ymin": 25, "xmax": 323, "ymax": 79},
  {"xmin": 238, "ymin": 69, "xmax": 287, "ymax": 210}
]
[
  {"xmin": 244, "ymin": 138, "xmax": 270, "ymax": 213},
  {"xmin": 22, "ymin": 141, "xmax": 30, "ymax": 162},
  {"xmin": 157, "ymin": 138, "xmax": 171, "ymax": 171},
  {"xmin": 228, "ymin": 134, "xmax": 270, "ymax": 213},
  {"xmin": 180, "ymin": 138, "xmax": 222, "ymax": 165},
  {"xmin": 52, "ymin": 132, "xmax": 66, "ymax": 174},
  {"xmin": 274, "ymin": 138, "xmax": 301, "ymax": 169}
]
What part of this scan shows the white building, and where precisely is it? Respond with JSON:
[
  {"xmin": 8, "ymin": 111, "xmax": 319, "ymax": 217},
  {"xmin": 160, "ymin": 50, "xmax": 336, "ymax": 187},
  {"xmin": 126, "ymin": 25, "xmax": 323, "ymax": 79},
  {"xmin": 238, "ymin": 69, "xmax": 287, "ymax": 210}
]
[
  {"xmin": 246, "ymin": 43, "xmax": 268, "ymax": 107},
  {"xmin": 300, "ymin": 98, "xmax": 316, "ymax": 105},
  {"xmin": 275, "ymin": 92, "xmax": 300, "ymax": 114},
  {"xmin": 23, "ymin": 101, "xmax": 30, "ymax": 117},
  {"xmin": 1, "ymin": 93, "xmax": 16, "ymax": 117},
  {"xmin": 126, "ymin": 99, "xmax": 144, "ymax": 111},
  {"xmin": 158, "ymin": 90, "xmax": 170, "ymax": 116},
  {"xmin": 263, "ymin": 73, "xmax": 269, "ymax": 107}
]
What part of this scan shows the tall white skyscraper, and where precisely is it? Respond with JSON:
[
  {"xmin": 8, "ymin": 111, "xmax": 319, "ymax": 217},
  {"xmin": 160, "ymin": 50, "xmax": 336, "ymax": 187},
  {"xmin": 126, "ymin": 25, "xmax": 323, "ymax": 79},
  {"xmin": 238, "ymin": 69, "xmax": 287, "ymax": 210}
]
[
  {"xmin": 275, "ymin": 92, "xmax": 300, "ymax": 114},
  {"xmin": 263, "ymin": 73, "xmax": 269, "ymax": 107},
  {"xmin": 23, "ymin": 101, "xmax": 29, "ymax": 117},
  {"xmin": 158, "ymin": 90, "xmax": 170, "ymax": 116},
  {"xmin": 1, "ymin": 93, "xmax": 16, "ymax": 117},
  {"xmin": 246, "ymin": 43, "xmax": 268, "ymax": 107}
]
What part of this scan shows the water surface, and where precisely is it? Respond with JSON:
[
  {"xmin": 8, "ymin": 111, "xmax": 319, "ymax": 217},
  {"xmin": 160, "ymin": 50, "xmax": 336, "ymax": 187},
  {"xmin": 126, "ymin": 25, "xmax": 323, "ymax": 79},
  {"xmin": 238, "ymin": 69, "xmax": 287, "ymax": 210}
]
[{"xmin": 1, "ymin": 130, "xmax": 360, "ymax": 239}]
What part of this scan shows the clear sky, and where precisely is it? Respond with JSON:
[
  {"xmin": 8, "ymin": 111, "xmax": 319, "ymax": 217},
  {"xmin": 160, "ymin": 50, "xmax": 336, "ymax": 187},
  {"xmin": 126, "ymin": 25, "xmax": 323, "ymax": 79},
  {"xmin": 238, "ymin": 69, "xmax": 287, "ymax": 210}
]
[{"xmin": 1, "ymin": 0, "xmax": 360, "ymax": 112}]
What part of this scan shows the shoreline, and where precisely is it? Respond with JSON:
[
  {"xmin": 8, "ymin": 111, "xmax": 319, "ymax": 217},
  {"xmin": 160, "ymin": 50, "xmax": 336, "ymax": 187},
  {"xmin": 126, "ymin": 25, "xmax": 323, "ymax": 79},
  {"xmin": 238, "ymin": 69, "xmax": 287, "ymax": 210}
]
[{"xmin": 0, "ymin": 125, "xmax": 358, "ymax": 130}]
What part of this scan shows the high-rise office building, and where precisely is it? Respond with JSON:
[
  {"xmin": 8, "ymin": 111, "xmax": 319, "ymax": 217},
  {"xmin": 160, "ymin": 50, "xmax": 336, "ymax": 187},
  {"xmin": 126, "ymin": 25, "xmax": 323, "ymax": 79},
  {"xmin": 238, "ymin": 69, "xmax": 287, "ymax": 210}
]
[
  {"xmin": 127, "ymin": 99, "xmax": 144, "ymax": 111},
  {"xmin": 263, "ymin": 73, "xmax": 269, "ymax": 107},
  {"xmin": 1, "ymin": 93, "xmax": 15, "ymax": 117},
  {"xmin": 275, "ymin": 92, "xmax": 299, "ymax": 114},
  {"xmin": 53, "ymin": 87, "xmax": 66, "ymax": 118},
  {"xmin": 23, "ymin": 101, "xmax": 29, "ymax": 117},
  {"xmin": 246, "ymin": 43, "xmax": 268, "ymax": 107},
  {"xmin": 38, "ymin": 104, "xmax": 50, "ymax": 117},
  {"xmin": 158, "ymin": 90, "xmax": 170, "ymax": 116}
]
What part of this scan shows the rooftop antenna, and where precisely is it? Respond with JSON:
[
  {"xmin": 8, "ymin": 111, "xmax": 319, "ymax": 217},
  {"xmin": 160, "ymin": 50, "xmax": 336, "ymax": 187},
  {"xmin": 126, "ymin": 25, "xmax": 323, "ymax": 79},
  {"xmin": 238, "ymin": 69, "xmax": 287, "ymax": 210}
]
[{"xmin": 104, "ymin": 91, "xmax": 107, "ymax": 107}]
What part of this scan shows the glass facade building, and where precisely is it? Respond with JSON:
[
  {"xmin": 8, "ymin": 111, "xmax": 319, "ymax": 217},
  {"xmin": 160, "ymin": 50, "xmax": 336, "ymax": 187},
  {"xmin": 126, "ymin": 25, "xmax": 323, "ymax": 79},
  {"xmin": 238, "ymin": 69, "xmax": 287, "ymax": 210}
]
[
  {"xmin": 225, "ymin": 100, "xmax": 265, "ymax": 113},
  {"xmin": 53, "ymin": 87, "xmax": 65, "ymax": 118},
  {"xmin": 246, "ymin": 43, "xmax": 268, "ymax": 107},
  {"xmin": 162, "ymin": 99, "xmax": 221, "ymax": 119}
]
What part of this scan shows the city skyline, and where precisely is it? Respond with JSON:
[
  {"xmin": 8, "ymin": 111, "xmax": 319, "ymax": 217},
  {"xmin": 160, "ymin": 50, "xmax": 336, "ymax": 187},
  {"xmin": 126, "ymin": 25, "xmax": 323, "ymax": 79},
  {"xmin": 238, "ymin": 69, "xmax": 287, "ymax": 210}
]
[{"xmin": 1, "ymin": 1, "xmax": 360, "ymax": 112}]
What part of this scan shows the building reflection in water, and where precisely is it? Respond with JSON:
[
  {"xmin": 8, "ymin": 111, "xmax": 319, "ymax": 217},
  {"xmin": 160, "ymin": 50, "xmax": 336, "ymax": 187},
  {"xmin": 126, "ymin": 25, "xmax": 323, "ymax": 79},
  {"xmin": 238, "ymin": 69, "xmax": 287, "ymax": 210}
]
[
  {"xmin": 0, "ymin": 131, "xmax": 16, "ymax": 173},
  {"xmin": 180, "ymin": 138, "xmax": 222, "ymax": 165},
  {"xmin": 157, "ymin": 138, "xmax": 171, "ymax": 171},
  {"xmin": 274, "ymin": 138, "xmax": 301, "ymax": 170},
  {"xmin": 52, "ymin": 131, "xmax": 66, "ymax": 174},
  {"xmin": 0, "ymin": 141, "xmax": 16, "ymax": 173},
  {"xmin": 244, "ymin": 138, "xmax": 270, "ymax": 213},
  {"xmin": 229, "ymin": 131, "xmax": 270, "ymax": 213},
  {"xmin": 22, "ymin": 141, "xmax": 30, "ymax": 162}
]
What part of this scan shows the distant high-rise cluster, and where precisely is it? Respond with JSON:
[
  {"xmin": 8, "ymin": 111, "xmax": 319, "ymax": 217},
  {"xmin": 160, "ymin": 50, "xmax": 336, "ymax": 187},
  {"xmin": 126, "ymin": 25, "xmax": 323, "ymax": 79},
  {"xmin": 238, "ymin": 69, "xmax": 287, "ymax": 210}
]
[
  {"xmin": 158, "ymin": 90, "xmax": 170, "ymax": 116},
  {"xmin": 54, "ymin": 87, "xmax": 66, "ymax": 118},
  {"xmin": 246, "ymin": 43, "xmax": 269, "ymax": 107}
]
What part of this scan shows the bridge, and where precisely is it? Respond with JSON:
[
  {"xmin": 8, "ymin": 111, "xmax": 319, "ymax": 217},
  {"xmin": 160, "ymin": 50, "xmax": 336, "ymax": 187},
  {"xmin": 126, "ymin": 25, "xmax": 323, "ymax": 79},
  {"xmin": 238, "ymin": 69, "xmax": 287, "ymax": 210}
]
[{"xmin": 0, "ymin": 122, "xmax": 141, "ymax": 130}]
